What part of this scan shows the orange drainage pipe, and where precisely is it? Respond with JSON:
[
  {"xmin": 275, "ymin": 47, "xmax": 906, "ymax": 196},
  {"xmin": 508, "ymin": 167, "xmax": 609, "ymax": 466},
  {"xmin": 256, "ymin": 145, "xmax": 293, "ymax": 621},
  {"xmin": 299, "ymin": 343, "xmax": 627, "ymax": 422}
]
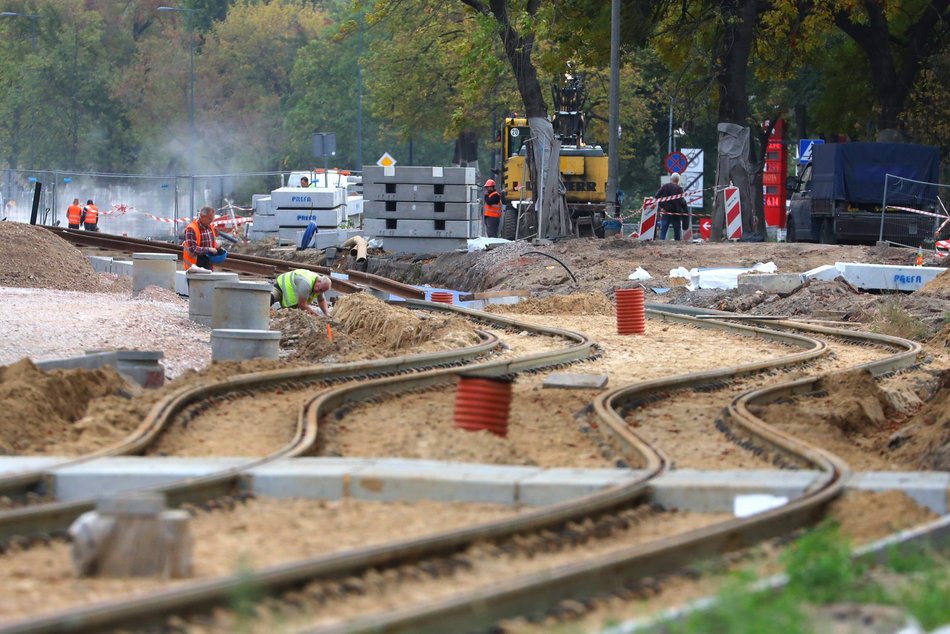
[
  {"xmin": 616, "ymin": 287, "xmax": 646, "ymax": 335},
  {"xmin": 454, "ymin": 375, "xmax": 513, "ymax": 437},
  {"xmin": 430, "ymin": 291, "xmax": 455, "ymax": 304}
]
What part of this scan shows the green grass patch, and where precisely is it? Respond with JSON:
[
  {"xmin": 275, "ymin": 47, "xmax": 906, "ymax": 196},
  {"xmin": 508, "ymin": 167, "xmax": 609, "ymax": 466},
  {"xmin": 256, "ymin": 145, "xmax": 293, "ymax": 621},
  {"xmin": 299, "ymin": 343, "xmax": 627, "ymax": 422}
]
[{"xmin": 871, "ymin": 298, "xmax": 931, "ymax": 340}]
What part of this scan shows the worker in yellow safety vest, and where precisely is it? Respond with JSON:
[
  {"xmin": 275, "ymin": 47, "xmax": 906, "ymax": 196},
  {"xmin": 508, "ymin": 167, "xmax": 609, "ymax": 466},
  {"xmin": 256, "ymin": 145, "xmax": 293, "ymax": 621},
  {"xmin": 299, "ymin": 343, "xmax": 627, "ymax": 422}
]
[{"xmin": 270, "ymin": 269, "xmax": 332, "ymax": 319}]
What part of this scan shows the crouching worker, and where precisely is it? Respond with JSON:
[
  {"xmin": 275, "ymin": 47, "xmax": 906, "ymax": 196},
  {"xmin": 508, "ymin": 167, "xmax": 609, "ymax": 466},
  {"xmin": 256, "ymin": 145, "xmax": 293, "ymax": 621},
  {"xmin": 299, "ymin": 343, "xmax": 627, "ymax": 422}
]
[
  {"xmin": 182, "ymin": 205, "xmax": 221, "ymax": 272},
  {"xmin": 271, "ymin": 269, "xmax": 332, "ymax": 319}
]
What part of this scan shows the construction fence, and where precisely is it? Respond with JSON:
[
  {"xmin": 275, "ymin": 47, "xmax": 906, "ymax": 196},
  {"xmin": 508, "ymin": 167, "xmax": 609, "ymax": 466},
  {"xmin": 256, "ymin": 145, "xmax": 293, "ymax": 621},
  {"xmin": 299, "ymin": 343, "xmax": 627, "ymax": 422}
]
[{"xmin": 0, "ymin": 169, "xmax": 298, "ymax": 240}]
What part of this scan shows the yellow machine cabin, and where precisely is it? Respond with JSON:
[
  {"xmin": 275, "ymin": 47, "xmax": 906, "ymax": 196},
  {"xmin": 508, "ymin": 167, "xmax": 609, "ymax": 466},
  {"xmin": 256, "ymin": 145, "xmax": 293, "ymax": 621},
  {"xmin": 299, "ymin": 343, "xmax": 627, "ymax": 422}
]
[{"xmin": 497, "ymin": 78, "xmax": 609, "ymax": 238}]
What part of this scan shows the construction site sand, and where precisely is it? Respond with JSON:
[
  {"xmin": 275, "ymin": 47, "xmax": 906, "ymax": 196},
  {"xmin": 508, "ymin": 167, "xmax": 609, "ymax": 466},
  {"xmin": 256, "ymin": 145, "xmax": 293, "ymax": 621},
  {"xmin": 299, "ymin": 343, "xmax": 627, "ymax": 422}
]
[
  {"xmin": 0, "ymin": 223, "xmax": 126, "ymax": 293},
  {"xmin": 321, "ymin": 316, "xmax": 798, "ymax": 467},
  {"xmin": 511, "ymin": 490, "xmax": 940, "ymax": 634},
  {"xmin": 756, "ymin": 368, "xmax": 938, "ymax": 471},
  {"xmin": 273, "ymin": 292, "xmax": 482, "ymax": 363},
  {"xmin": 0, "ymin": 497, "xmax": 524, "ymax": 621}
]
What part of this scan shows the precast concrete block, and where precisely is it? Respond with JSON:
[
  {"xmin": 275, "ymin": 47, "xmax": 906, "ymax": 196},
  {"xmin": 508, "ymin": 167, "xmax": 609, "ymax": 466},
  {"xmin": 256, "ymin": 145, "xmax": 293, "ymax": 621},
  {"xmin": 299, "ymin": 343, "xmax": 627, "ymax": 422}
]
[
  {"xmin": 649, "ymin": 469, "xmax": 821, "ymax": 513},
  {"xmin": 271, "ymin": 187, "xmax": 346, "ymax": 210},
  {"xmin": 212, "ymin": 281, "xmax": 272, "ymax": 330},
  {"xmin": 311, "ymin": 229, "xmax": 364, "ymax": 250},
  {"xmin": 0, "ymin": 456, "xmax": 67, "ymax": 476},
  {"xmin": 737, "ymin": 273, "xmax": 805, "ymax": 294},
  {"xmin": 132, "ymin": 253, "xmax": 178, "ymax": 295},
  {"xmin": 849, "ymin": 471, "xmax": 950, "ymax": 515},
  {"xmin": 362, "ymin": 183, "xmax": 478, "ymax": 203},
  {"xmin": 379, "ymin": 236, "xmax": 469, "ymax": 254},
  {"xmin": 274, "ymin": 207, "xmax": 345, "ymax": 229},
  {"xmin": 210, "ymin": 329, "xmax": 281, "ymax": 362},
  {"xmin": 36, "ymin": 351, "xmax": 119, "ymax": 373},
  {"xmin": 348, "ymin": 459, "xmax": 539, "ymax": 505},
  {"xmin": 365, "ymin": 218, "xmax": 480, "ymax": 239},
  {"xmin": 250, "ymin": 214, "xmax": 279, "ymax": 232},
  {"xmin": 87, "ymin": 256, "xmax": 114, "ymax": 274},
  {"xmin": 363, "ymin": 165, "xmax": 476, "ymax": 185},
  {"xmin": 831, "ymin": 262, "xmax": 946, "ymax": 292},
  {"xmin": 518, "ymin": 469, "xmax": 641, "ymax": 506},
  {"xmin": 248, "ymin": 458, "xmax": 377, "ymax": 500},
  {"xmin": 187, "ymin": 272, "xmax": 239, "ymax": 325},
  {"xmin": 364, "ymin": 200, "xmax": 479, "ymax": 221}
]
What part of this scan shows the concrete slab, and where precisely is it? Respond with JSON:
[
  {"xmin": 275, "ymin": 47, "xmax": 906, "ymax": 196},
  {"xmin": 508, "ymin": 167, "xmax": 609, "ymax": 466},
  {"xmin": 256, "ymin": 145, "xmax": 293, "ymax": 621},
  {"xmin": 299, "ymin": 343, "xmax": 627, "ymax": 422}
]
[
  {"xmin": 737, "ymin": 273, "xmax": 804, "ymax": 294},
  {"xmin": 850, "ymin": 471, "xmax": 950, "ymax": 515},
  {"xmin": 518, "ymin": 469, "xmax": 641, "ymax": 506},
  {"xmin": 803, "ymin": 264, "xmax": 840, "ymax": 282},
  {"xmin": 87, "ymin": 256, "xmax": 114, "ymax": 274},
  {"xmin": 53, "ymin": 457, "xmax": 246, "ymax": 501},
  {"xmin": 0, "ymin": 456, "xmax": 65, "ymax": 475},
  {"xmin": 542, "ymin": 373, "xmax": 609, "ymax": 389},
  {"xmin": 347, "ymin": 459, "xmax": 539, "ymax": 505},
  {"xmin": 650, "ymin": 469, "xmax": 821, "ymax": 513},
  {"xmin": 364, "ymin": 200, "xmax": 478, "ymax": 221},
  {"xmin": 363, "ymin": 165, "xmax": 476, "ymax": 186},
  {"xmin": 365, "ymin": 218, "xmax": 480, "ymax": 239},
  {"xmin": 248, "ymin": 458, "xmax": 374, "ymax": 500},
  {"xmin": 833, "ymin": 262, "xmax": 945, "ymax": 292},
  {"xmin": 111, "ymin": 260, "xmax": 133, "ymax": 277}
]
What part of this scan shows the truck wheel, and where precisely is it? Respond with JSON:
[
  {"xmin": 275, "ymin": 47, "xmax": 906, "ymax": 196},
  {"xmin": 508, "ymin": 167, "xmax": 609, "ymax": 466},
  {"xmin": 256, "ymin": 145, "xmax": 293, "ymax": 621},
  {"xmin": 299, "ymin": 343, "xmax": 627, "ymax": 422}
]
[
  {"xmin": 501, "ymin": 206, "xmax": 518, "ymax": 240},
  {"xmin": 818, "ymin": 219, "xmax": 836, "ymax": 244},
  {"xmin": 786, "ymin": 220, "xmax": 797, "ymax": 243}
]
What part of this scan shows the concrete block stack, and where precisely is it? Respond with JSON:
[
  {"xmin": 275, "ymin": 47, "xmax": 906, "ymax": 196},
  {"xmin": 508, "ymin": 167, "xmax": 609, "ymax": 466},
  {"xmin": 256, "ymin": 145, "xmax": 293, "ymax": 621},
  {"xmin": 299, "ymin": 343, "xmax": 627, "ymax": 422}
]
[
  {"xmin": 247, "ymin": 194, "xmax": 275, "ymax": 242},
  {"xmin": 248, "ymin": 188, "xmax": 348, "ymax": 245},
  {"xmin": 363, "ymin": 166, "xmax": 481, "ymax": 253}
]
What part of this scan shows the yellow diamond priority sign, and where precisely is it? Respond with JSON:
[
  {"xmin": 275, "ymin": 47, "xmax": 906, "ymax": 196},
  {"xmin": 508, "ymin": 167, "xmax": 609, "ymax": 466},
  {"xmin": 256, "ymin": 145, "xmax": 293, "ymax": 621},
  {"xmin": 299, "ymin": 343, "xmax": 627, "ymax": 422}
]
[{"xmin": 377, "ymin": 152, "xmax": 397, "ymax": 168}]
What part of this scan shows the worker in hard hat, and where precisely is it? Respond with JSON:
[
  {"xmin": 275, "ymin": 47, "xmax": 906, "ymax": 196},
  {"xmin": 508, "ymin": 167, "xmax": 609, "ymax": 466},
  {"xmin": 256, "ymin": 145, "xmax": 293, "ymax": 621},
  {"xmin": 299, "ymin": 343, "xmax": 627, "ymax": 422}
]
[
  {"xmin": 270, "ymin": 269, "xmax": 332, "ymax": 319},
  {"xmin": 483, "ymin": 179, "xmax": 502, "ymax": 238}
]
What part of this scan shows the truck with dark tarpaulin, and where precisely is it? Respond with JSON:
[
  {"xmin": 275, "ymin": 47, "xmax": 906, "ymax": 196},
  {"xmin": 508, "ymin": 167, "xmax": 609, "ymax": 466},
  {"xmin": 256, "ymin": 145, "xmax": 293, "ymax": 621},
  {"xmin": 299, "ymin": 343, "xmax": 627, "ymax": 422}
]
[{"xmin": 786, "ymin": 142, "xmax": 941, "ymax": 246}]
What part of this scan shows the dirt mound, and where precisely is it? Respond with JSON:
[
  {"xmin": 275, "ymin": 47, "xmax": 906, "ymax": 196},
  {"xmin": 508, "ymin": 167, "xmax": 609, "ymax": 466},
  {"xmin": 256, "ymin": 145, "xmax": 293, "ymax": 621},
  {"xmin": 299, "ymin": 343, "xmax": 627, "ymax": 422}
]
[
  {"xmin": 0, "ymin": 223, "xmax": 118, "ymax": 292},
  {"xmin": 484, "ymin": 292, "xmax": 614, "ymax": 316},
  {"xmin": 889, "ymin": 368, "xmax": 950, "ymax": 470},
  {"xmin": 827, "ymin": 490, "xmax": 938, "ymax": 543},
  {"xmin": 271, "ymin": 293, "xmax": 481, "ymax": 363},
  {"xmin": 815, "ymin": 369, "xmax": 912, "ymax": 434},
  {"xmin": 916, "ymin": 269, "xmax": 950, "ymax": 299},
  {"xmin": 0, "ymin": 359, "xmax": 131, "ymax": 454}
]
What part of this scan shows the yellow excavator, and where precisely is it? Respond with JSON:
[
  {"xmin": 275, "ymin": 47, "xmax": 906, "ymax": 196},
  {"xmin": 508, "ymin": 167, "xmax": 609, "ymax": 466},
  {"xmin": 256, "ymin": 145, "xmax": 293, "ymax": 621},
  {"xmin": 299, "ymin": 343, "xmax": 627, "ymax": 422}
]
[{"xmin": 497, "ymin": 77, "xmax": 609, "ymax": 239}]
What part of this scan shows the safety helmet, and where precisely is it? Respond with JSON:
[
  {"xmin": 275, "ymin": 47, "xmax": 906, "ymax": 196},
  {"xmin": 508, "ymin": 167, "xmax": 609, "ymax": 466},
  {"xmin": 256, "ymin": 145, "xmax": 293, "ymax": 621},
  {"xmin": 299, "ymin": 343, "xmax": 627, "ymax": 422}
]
[{"xmin": 484, "ymin": 179, "xmax": 495, "ymax": 188}]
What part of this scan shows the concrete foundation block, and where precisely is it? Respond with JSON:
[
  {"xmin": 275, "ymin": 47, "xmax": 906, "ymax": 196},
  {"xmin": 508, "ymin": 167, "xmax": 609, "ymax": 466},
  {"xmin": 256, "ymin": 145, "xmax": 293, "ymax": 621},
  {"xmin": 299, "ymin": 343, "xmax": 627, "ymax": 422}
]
[
  {"xmin": 271, "ymin": 187, "xmax": 346, "ymax": 209},
  {"xmin": 132, "ymin": 253, "xmax": 178, "ymax": 295},
  {"xmin": 363, "ymin": 165, "xmax": 476, "ymax": 186},
  {"xmin": 737, "ymin": 273, "xmax": 805, "ymax": 294},
  {"xmin": 366, "ymin": 218, "xmax": 480, "ymax": 239},
  {"xmin": 187, "ymin": 272, "xmax": 240, "ymax": 325},
  {"xmin": 211, "ymin": 328, "xmax": 281, "ymax": 362},
  {"xmin": 248, "ymin": 458, "xmax": 375, "ymax": 500},
  {"xmin": 212, "ymin": 281, "xmax": 272, "ymax": 330},
  {"xmin": 362, "ymin": 183, "xmax": 477, "ymax": 203},
  {"xmin": 832, "ymin": 262, "xmax": 946, "ymax": 292},
  {"xmin": 379, "ymin": 236, "xmax": 470, "ymax": 253},
  {"xmin": 518, "ymin": 469, "xmax": 641, "ymax": 506},
  {"xmin": 363, "ymin": 200, "xmax": 479, "ymax": 221}
]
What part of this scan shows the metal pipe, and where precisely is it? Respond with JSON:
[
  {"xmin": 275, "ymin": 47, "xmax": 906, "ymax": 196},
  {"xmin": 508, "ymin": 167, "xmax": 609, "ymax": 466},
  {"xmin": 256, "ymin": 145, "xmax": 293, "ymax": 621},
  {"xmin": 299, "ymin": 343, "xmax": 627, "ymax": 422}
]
[{"xmin": 606, "ymin": 0, "xmax": 620, "ymax": 218}]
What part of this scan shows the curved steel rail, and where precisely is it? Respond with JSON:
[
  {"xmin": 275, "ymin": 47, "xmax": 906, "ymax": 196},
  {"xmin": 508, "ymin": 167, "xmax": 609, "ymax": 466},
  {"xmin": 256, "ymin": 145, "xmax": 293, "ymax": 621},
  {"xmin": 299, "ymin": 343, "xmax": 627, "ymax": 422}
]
[
  {"xmin": 0, "ymin": 309, "xmax": 833, "ymax": 633},
  {"xmin": 0, "ymin": 301, "xmax": 599, "ymax": 542}
]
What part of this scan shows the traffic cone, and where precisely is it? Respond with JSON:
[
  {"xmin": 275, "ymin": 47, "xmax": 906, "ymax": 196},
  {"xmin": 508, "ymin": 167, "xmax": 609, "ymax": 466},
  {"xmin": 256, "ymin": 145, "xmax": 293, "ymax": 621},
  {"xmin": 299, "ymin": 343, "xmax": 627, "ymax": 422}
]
[{"xmin": 915, "ymin": 246, "xmax": 924, "ymax": 267}]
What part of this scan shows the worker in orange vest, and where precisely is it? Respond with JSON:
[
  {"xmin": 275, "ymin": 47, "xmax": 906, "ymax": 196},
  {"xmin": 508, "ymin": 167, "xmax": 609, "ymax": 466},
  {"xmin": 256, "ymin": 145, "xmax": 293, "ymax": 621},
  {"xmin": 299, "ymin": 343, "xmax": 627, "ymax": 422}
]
[
  {"xmin": 82, "ymin": 199, "xmax": 100, "ymax": 232},
  {"xmin": 66, "ymin": 198, "xmax": 83, "ymax": 229},
  {"xmin": 483, "ymin": 179, "xmax": 502, "ymax": 238},
  {"xmin": 182, "ymin": 205, "xmax": 220, "ymax": 271}
]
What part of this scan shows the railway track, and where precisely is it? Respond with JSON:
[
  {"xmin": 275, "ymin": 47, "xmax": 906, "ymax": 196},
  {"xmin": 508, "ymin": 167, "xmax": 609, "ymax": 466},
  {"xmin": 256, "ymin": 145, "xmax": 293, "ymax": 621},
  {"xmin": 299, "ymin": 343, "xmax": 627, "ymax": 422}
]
[
  {"xmin": 0, "ymin": 306, "xmax": 875, "ymax": 633},
  {"xmin": 45, "ymin": 227, "xmax": 424, "ymax": 300}
]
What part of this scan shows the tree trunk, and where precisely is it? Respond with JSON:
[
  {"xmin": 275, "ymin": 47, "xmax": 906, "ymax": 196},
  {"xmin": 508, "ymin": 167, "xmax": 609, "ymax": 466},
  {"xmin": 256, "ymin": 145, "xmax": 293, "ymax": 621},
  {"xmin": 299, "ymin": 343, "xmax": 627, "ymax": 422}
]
[{"xmin": 452, "ymin": 130, "xmax": 479, "ymax": 167}]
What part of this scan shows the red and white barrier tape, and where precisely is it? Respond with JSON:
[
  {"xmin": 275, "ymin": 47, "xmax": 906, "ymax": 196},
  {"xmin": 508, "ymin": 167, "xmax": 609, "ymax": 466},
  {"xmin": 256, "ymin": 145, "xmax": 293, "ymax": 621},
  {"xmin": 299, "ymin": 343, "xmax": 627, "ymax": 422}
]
[{"xmin": 885, "ymin": 204, "xmax": 949, "ymax": 220}]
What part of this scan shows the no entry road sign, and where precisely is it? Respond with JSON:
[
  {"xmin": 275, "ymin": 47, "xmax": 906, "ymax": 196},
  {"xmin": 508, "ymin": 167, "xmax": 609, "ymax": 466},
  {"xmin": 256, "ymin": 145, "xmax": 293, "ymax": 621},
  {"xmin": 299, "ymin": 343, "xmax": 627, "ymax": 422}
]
[{"xmin": 665, "ymin": 151, "xmax": 689, "ymax": 174}]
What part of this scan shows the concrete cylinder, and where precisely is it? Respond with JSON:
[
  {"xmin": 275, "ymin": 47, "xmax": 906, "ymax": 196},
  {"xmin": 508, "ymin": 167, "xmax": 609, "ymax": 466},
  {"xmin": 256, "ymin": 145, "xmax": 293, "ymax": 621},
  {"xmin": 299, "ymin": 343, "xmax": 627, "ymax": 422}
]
[
  {"xmin": 212, "ymin": 281, "xmax": 273, "ymax": 330},
  {"xmin": 187, "ymin": 272, "xmax": 239, "ymax": 326},
  {"xmin": 211, "ymin": 329, "xmax": 281, "ymax": 362},
  {"xmin": 132, "ymin": 253, "xmax": 178, "ymax": 295},
  {"xmin": 115, "ymin": 350, "xmax": 166, "ymax": 389}
]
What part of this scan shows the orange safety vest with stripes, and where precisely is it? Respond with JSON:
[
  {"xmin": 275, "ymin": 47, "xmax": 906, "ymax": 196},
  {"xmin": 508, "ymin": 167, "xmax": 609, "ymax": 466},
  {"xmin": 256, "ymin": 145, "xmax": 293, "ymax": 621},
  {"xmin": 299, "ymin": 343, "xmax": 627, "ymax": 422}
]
[
  {"xmin": 182, "ymin": 219, "xmax": 217, "ymax": 268},
  {"xmin": 483, "ymin": 190, "xmax": 502, "ymax": 218},
  {"xmin": 66, "ymin": 204, "xmax": 83, "ymax": 226},
  {"xmin": 83, "ymin": 204, "xmax": 99, "ymax": 226}
]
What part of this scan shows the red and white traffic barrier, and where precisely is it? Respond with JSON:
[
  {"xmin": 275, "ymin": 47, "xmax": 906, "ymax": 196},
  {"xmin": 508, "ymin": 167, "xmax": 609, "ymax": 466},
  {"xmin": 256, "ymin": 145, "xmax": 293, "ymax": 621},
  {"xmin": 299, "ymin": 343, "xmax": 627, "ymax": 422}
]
[
  {"xmin": 724, "ymin": 185, "xmax": 742, "ymax": 240},
  {"xmin": 637, "ymin": 198, "xmax": 657, "ymax": 240}
]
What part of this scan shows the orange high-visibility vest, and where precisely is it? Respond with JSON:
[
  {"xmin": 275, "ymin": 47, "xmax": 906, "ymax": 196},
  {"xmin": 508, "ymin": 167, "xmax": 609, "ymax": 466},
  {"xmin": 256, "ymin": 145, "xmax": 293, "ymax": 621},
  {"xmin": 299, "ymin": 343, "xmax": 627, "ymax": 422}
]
[
  {"xmin": 66, "ymin": 204, "xmax": 83, "ymax": 226},
  {"xmin": 83, "ymin": 204, "xmax": 99, "ymax": 225},
  {"xmin": 483, "ymin": 191, "xmax": 502, "ymax": 218},
  {"xmin": 182, "ymin": 219, "xmax": 217, "ymax": 268}
]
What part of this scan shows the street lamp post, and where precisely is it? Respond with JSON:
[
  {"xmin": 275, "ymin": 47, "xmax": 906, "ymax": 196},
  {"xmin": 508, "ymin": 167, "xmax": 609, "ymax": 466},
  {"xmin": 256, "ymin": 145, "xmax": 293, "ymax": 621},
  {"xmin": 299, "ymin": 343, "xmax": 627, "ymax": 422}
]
[
  {"xmin": 1, "ymin": 12, "xmax": 40, "ymax": 171},
  {"xmin": 158, "ymin": 6, "xmax": 198, "ymax": 223}
]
